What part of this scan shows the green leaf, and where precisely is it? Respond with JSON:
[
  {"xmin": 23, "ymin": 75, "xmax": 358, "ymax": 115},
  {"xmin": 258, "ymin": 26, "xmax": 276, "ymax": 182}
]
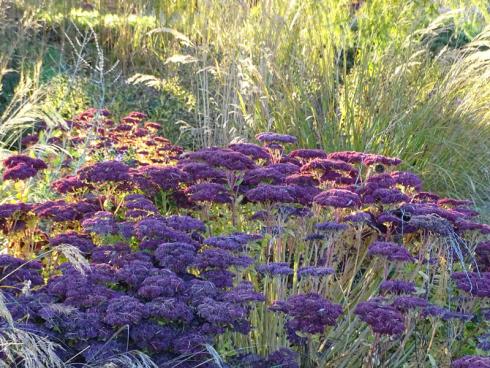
[
  {"xmin": 418, "ymin": 270, "xmax": 430, "ymax": 282},
  {"xmin": 427, "ymin": 354, "xmax": 437, "ymax": 368}
]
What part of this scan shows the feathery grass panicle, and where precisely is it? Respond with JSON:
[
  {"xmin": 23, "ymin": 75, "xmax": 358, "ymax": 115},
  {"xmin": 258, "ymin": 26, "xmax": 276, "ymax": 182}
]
[
  {"xmin": 0, "ymin": 291, "xmax": 13, "ymax": 327},
  {"xmin": 87, "ymin": 350, "xmax": 158, "ymax": 368},
  {"xmin": 54, "ymin": 244, "xmax": 90, "ymax": 275},
  {"xmin": 0, "ymin": 327, "xmax": 64, "ymax": 368}
]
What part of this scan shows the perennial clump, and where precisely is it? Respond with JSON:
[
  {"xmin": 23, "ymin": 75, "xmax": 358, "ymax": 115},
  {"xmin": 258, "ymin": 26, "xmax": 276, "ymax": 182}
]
[{"xmin": 0, "ymin": 110, "xmax": 488, "ymax": 367}]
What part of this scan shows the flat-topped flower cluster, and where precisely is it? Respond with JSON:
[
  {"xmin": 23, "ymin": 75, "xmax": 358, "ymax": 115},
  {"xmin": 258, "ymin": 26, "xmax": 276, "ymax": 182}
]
[{"xmin": 0, "ymin": 109, "xmax": 488, "ymax": 367}]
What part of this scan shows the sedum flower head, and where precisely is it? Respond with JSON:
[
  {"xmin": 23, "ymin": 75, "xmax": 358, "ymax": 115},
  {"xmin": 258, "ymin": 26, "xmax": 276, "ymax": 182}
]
[
  {"xmin": 354, "ymin": 299, "xmax": 405, "ymax": 335},
  {"xmin": 256, "ymin": 132, "xmax": 298, "ymax": 144},
  {"xmin": 313, "ymin": 189, "xmax": 361, "ymax": 208},
  {"xmin": 367, "ymin": 241, "xmax": 414, "ymax": 263}
]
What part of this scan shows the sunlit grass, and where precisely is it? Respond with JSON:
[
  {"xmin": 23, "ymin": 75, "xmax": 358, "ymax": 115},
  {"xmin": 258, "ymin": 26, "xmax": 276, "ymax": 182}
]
[{"xmin": 2, "ymin": 0, "xmax": 489, "ymax": 210}]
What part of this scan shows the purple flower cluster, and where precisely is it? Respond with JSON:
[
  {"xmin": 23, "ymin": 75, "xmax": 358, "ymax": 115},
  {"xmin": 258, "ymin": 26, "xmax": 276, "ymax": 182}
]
[
  {"xmin": 223, "ymin": 281, "xmax": 265, "ymax": 303},
  {"xmin": 243, "ymin": 167, "xmax": 285, "ymax": 186},
  {"xmin": 354, "ymin": 299, "xmax": 405, "ymax": 335},
  {"xmin": 178, "ymin": 161, "xmax": 226, "ymax": 183},
  {"xmin": 477, "ymin": 334, "xmax": 490, "ymax": 351},
  {"xmin": 78, "ymin": 160, "xmax": 131, "ymax": 183},
  {"xmin": 2, "ymin": 154, "xmax": 47, "ymax": 181},
  {"xmin": 289, "ymin": 149, "xmax": 327, "ymax": 161},
  {"xmin": 21, "ymin": 133, "xmax": 39, "ymax": 147},
  {"xmin": 343, "ymin": 211, "xmax": 373, "ymax": 223},
  {"xmin": 399, "ymin": 202, "xmax": 488, "ymax": 235},
  {"xmin": 327, "ymin": 151, "xmax": 367, "ymax": 163},
  {"xmin": 301, "ymin": 158, "xmax": 356, "ymax": 175},
  {"xmin": 313, "ymin": 189, "xmax": 361, "ymax": 208},
  {"xmin": 256, "ymin": 262, "xmax": 293, "ymax": 276},
  {"xmin": 52, "ymin": 175, "xmax": 87, "ymax": 193},
  {"xmin": 271, "ymin": 293, "xmax": 342, "ymax": 340},
  {"xmin": 4, "ymin": 221, "xmax": 265, "ymax": 366},
  {"xmin": 367, "ymin": 241, "xmax": 414, "ymax": 263},
  {"xmin": 392, "ymin": 296, "xmax": 428, "ymax": 312},
  {"xmin": 138, "ymin": 165, "xmax": 187, "ymax": 191},
  {"xmin": 187, "ymin": 183, "xmax": 232, "ymax": 204},
  {"xmin": 195, "ymin": 248, "xmax": 253, "ymax": 270},
  {"xmin": 163, "ymin": 215, "xmax": 206, "ymax": 233},
  {"xmin": 104, "ymin": 296, "xmax": 145, "ymax": 326},
  {"xmin": 285, "ymin": 173, "xmax": 319, "ymax": 186},
  {"xmin": 229, "ymin": 348, "xmax": 299, "ymax": 368},
  {"xmin": 81, "ymin": 211, "xmax": 117, "ymax": 235},
  {"xmin": 33, "ymin": 125, "xmax": 486, "ymax": 252},
  {"xmin": 315, "ymin": 221, "xmax": 349, "ymax": 232},
  {"xmin": 246, "ymin": 184, "xmax": 295, "ymax": 203},
  {"xmin": 33, "ymin": 199, "xmax": 101, "ymax": 222},
  {"xmin": 363, "ymin": 188, "xmax": 410, "ymax": 205},
  {"xmin": 256, "ymin": 132, "xmax": 298, "ymax": 144},
  {"xmin": 451, "ymin": 356, "xmax": 490, "ymax": 368},
  {"xmin": 135, "ymin": 216, "xmax": 195, "ymax": 244},
  {"xmin": 417, "ymin": 303, "xmax": 473, "ymax": 321},
  {"xmin": 2, "ymin": 115, "xmax": 490, "ymax": 367},
  {"xmin": 297, "ymin": 266, "xmax": 334, "ymax": 278},
  {"xmin": 379, "ymin": 280, "xmax": 416, "ymax": 295},
  {"xmin": 124, "ymin": 194, "xmax": 159, "ymax": 219},
  {"xmin": 204, "ymin": 233, "xmax": 262, "ymax": 251},
  {"xmin": 185, "ymin": 147, "xmax": 256, "ymax": 171},
  {"xmin": 0, "ymin": 202, "xmax": 31, "ymax": 219},
  {"xmin": 362, "ymin": 154, "xmax": 402, "ymax": 167},
  {"xmin": 229, "ymin": 143, "xmax": 271, "ymax": 161},
  {"xmin": 391, "ymin": 171, "xmax": 422, "ymax": 190},
  {"xmin": 154, "ymin": 242, "xmax": 197, "ymax": 273},
  {"xmin": 451, "ymin": 272, "xmax": 490, "ymax": 298},
  {"xmin": 0, "ymin": 254, "xmax": 43, "ymax": 289},
  {"xmin": 49, "ymin": 231, "xmax": 95, "ymax": 253},
  {"xmin": 476, "ymin": 241, "xmax": 490, "ymax": 272}
]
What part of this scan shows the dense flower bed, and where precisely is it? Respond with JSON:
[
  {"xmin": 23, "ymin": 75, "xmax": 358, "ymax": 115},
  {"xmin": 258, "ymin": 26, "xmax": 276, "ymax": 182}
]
[{"xmin": 0, "ymin": 108, "xmax": 488, "ymax": 367}]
